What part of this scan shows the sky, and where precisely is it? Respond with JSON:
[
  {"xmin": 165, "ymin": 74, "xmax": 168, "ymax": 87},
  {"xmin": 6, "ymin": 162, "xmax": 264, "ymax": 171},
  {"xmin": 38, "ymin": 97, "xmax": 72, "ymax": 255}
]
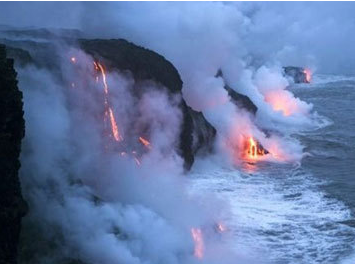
[{"xmin": 1, "ymin": 1, "xmax": 355, "ymax": 74}]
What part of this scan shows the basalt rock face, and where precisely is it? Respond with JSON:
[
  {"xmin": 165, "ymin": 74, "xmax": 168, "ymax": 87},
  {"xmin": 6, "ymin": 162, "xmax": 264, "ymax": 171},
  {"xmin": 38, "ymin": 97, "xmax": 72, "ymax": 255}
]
[
  {"xmin": 225, "ymin": 85, "xmax": 258, "ymax": 115},
  {"xmin": 188, "ymin": 107, "xmax": 216, "ymax": 155},
  {"xmin": 0, "ymin": 45, "xmax": 27, "ymax": 264},
  {"xmin": 0, "ymin": 35, "xmax": 217, "ymax": 170},
  {"xmin": 216, "ymin": 69, "xmax": 258, "ymax": 115},
  {"xmin": 283, "ymin": 66, "xmax": 308, "ymax": 83},
  {"xmin": 80, "ymin": 39, "xmax": 216, "ymax": 170}
]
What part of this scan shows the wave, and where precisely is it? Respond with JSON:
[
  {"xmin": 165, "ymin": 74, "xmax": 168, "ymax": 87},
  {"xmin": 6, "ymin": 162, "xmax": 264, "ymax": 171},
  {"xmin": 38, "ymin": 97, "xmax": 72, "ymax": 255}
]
[{"xmin": 189, "ymin": 159, "xmax": 355, "ymax": 263}]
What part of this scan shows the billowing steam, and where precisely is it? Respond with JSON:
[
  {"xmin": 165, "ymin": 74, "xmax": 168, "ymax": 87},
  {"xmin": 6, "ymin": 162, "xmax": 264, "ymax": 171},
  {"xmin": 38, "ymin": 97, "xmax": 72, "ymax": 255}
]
[
  {"xmin": 0, "ymin": 1, "xmax": 338, "ymax": 263},
  {"xmin": 18, "ymin": 47, "xmax": 249, "ymax": 263}
]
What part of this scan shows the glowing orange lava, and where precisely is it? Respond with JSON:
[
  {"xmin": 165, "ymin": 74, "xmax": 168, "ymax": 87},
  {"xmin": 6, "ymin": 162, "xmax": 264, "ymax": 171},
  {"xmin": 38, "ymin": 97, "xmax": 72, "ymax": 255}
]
[
  {"xmin": 303, "ymin": 68, "xmax": 312, "ymax": 83},
  {"xmin": 108, "ymin": 107, "xmax": 122, "ymax": 141},
  {"xmin": 245, "ymin": 136, "xmax": 267, "ymax": 160},
  {"xmin": 191, "ymin": 228, "xmax": 204, "ymax": 260},
  {"xmin": 95, "ymin": 61, "xmax": 123, "ymax": 142},
  {"xmin": 96, "ymin": 62, "xmax": 109, "ymax": 95},
  {"xmin": 139, "ymin": 136, "xmax": 151, "ymax": 149}
]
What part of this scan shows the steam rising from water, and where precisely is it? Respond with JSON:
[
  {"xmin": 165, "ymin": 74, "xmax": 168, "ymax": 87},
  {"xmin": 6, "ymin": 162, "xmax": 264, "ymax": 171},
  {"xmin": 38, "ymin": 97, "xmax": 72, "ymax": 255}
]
[{"xmin": 1, "ymin": 1, "xmax": 347, "ymax": 263}]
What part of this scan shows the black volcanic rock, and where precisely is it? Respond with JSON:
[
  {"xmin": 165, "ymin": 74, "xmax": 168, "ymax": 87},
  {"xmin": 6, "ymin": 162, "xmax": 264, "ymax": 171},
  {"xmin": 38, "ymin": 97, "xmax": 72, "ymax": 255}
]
[
  {"xmin": 188, "ymin": 107, "xmax": 216, "ymax": 155},
  {"xmin": 4, "ymin": 46, "xmax": 33, "ymax": 66},
  {"xmin": 0, "ymin": 44, "xmax": 27, "ymax": 264},
  {"xmin": 283, "ymin": 66, "xmax": 309, "ymax": 83},
  {"xmin": 216, "ymin": 69, "xmax": 258, "ymax": 115},
  {"xmin": 80, "ymin": 39, "xmax": 216, "ymax": 170},
  {"xmin": 79, "ymin": 39, "xmax": 182, "ymax": 94},
  {"xmin": 225, "ymin": 85, "xmax": 257, "ymax": 115}
]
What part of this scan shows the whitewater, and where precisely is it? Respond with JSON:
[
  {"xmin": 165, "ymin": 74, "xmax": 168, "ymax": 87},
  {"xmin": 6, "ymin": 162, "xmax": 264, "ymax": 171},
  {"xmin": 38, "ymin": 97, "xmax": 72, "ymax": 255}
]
[{"xmin": 189, "ymin": 75, "xmax": 355, "ymax": 264}]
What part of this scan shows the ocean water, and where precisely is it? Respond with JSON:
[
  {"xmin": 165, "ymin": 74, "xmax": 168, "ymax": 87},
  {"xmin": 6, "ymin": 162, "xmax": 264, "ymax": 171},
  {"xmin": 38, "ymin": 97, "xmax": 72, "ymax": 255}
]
[{"xmin": 190, "ymin": 75, "xmax": 355, "ymax": 264}]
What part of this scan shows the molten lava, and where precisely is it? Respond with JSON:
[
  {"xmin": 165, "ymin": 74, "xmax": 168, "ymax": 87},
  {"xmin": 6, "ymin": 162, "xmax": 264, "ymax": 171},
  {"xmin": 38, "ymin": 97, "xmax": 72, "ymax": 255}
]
[
  {"xmin": 139, "ymin": 136, "xmax": 151, "ymax": 149},
  {"xmin": 94, "ymin": 61, "xmax": 123, "ymax": 142},
  {"xmin": 303, "ymin": 68, "xmax": 312, "ymax": 83},
  {"xmin": 95, "ymin": 62, "xmax": 109, "ymax": 95},
  {"xmin": 108, "ymin": 107, "xmax": 122, "ymax": 141},
  {"xmin": 245, "ymin": 136, "xmax": 267, "ymax": 159},
  {"xmin": 191, "ymin": 228, "xmax": 204, "ymax": 260},
  {"xmin": 91, "ymin": 60, "xmax": 152, "ymax": 165}
]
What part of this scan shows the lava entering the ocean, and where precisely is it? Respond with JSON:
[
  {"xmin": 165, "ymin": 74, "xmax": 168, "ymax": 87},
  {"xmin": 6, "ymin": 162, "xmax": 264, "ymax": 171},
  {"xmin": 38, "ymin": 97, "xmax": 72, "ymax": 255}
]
[
  {"xmin": 244, "ymin": 136, "xmax": 268, "ymax": 160},
  {"xmin": 303, "ymin": 68, "xmax": 312, "ymax": 83}
]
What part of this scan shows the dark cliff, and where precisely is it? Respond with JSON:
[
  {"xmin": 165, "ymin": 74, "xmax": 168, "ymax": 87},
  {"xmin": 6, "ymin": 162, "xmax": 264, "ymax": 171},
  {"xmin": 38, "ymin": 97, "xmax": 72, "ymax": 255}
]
[
  {"xmin": 216, "ymin": 69, "xmax": 258, "ymax": 115},
  {"xmin": 80, "ymin": 39, "xmax": 216, "ymax": 170},
  {"xmin": 0, "ymin": 36, "xmax": 217, "ymax": 170},
  {"xmin": 0, "ymin": 45, "xmax": 27, "ymax": 264},
  {"xmin": 283, "ymin": 66, "xmax": 309, "ymax": 84}
]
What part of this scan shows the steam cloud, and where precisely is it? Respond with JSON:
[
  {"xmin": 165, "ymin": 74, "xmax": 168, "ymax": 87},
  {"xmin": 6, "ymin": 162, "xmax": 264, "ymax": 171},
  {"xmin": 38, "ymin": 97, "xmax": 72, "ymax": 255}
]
[{"xmin": 0, "ymin": 1, "xmax": 348, "ymax": 263}]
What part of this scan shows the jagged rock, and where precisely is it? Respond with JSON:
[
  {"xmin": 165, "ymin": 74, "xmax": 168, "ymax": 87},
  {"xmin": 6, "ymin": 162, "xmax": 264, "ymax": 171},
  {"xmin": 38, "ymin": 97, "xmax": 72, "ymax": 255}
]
[
  {"xmin": 216, "ymin": 69, "xmax": 258, "ymax": 115},
  {"xmin": 0, "ymin": 44, "xmax": 27, "ymax": 264},
  {"xmin": 80, "ymin": 39, "xmax": 216, "ymax": 170},
  {"xmin": 283, "ymin": 66, "xmax": 309, "ymax": 83},
  {"xmin": 225, "ymin": 85, "xmax": 257, "ymax": 115},
  {"xmin": 0, "ymin": 35, "xmax": 217, "ymax": 170},
  {"xmin": 4, "ymin": 46, "xmax": 33, "ymax": 66},
  {"xmin": 188, "ymin": 107, "xmax": 216, "ymax": 155}
]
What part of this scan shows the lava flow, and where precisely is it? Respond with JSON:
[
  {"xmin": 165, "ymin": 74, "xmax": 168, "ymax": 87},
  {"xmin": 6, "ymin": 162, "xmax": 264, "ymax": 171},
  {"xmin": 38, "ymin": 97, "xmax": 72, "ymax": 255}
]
[
  {"xmin": 245, "ymin": 136, "xmax": 268, "ymax": 160},
  {"xmin": 139, "ymin": 136, "xmax": 151, "ymax": 149},
  {"xmin": 303, "ymin": 68, "xmax": 312, "ymax": 83},
  {"xmin": 191, "ymin": 228, "xmax": 204, "ymax": 260},
  {"xmin": 94, "ymin": 61, "xmax": 123, "ymax": 142}
]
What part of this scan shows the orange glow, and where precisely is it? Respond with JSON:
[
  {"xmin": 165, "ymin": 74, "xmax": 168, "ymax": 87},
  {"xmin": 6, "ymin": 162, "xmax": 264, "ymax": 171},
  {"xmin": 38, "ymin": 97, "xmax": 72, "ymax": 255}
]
[
  {"xmin": 108, "ymin": 107, "xmax": 122, "ymax": 142},
  {"xmin": 96, "ymin": 62, "xmax": 109, "ymax": 95},
  {"xmin": 245, "ymin": 137, "xmax": 266, "ymax": 159},
  {"xmin": 191, "ymin": 228, "xmax": 204, "ymax": 260},
  {"xmin": 139, "ymin": 136, "xmax": 151, "ymax": 149},
  {"xmin": 95, "ymin": 61, "xmax": 123, "ymax": 142},
  {"xmin": 264, "ymin": 91, "xmax": 300, "ymax": 116},
  {"xmin": 303, "ymin": 68, "xmax": 312, "ymax": 83},
  {"xmin": 70, "ymin": 57, "xmax": 76, "ymax": 63}
]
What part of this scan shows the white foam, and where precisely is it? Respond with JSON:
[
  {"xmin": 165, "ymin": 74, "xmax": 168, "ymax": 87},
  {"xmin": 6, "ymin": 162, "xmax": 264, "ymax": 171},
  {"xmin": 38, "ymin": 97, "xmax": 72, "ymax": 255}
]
[{"xmin": 189, "ymin": 160, "xmax": 355, "ymax": 263}]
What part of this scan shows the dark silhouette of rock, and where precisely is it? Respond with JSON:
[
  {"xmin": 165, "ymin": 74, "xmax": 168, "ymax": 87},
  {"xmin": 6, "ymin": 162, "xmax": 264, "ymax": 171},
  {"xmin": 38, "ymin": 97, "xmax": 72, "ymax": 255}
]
[
  {"xmin": 0, "ymin": 35, "xmax": 217, "ymax": 170},
  {"xmin": 216, "ymin": 69, "xmax": 258, "ymax": 115},
  {"xmin": 283, "ymin": 66, "xmax": 309, "ymax": 83},
  {"xmin": 0, "ymin": 44, "xmax": 27, "ymax": 264},
  {"xmin": 225, "ymin": 85, "xmax": 258, "ymax": 115},
  {"xmin": 4, "ymin": 46, "xmax": 33, "ymax": 67},
  {"xmin": 80, "ymin": 39, "xmax": 216, "ymax": 170}
]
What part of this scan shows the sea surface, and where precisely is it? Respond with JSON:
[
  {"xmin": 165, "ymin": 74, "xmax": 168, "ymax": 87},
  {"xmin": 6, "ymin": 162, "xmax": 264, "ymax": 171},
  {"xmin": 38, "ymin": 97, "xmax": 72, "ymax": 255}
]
[{"xmin": 190, "ymin": 74, "xmax": 355, "ymax": 264}]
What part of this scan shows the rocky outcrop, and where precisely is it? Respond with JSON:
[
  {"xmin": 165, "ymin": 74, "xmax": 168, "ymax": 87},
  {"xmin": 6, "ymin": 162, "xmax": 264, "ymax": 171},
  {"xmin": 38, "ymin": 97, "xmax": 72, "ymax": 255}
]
[
  {"xmin": 0, "ymin": 45, "xmax": 27, "ymax": 264},
  {"xmin": 225, "ymin": 86, "xmax": 257, "ymax": 115},
  {"xmin": 216, "ymin": 69, "xmax": 258, "ymax": 115},
  {"xmin": 0, "ymin": 35, "xmax": 217, "ymax": 170},
  {"xmin": 188, "ymin": 107, "xmax": 216, "ymax": 155},
  {"xmin": 283, "ymin": 66, "xmax": 309, "ymax": 83},
  {"xmin": 80, "ymin": 39, "xmax": 216, "ymax": 170}
]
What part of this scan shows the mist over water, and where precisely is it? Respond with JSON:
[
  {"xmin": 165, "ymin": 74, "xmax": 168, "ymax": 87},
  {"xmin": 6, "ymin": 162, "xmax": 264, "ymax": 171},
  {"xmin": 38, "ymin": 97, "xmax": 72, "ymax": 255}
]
[{"xmin": 1, "ymin": 2, "xmax": 355, "ymax": 264}]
